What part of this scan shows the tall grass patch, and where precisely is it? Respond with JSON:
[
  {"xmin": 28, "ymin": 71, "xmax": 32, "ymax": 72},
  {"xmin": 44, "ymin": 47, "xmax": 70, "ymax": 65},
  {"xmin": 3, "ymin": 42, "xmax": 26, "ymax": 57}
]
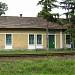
[
  {"xmin": 0, "ymin": 57, "xmax": 75, "ymax": 75},
  {"xmin": 0, "ymin": 49, "xmax": 75, "ymax": 54}
]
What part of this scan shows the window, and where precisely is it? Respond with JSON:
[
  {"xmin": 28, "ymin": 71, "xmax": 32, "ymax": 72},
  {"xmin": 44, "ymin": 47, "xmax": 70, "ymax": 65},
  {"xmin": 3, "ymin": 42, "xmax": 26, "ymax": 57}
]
[
  {"xmin": 29, "ymin": 34, "xmax": 34, "ymax": 44},
  {"xmin": 66, "ymin": 35, "xmax": 71, "ymax": 44},
  {"xmin": 6, "ymin": 34, "xmax": 12, "ymax": 45},
  {"xmin": 37, "ymin": 34, "xmax": 42, "ymax": 44}
]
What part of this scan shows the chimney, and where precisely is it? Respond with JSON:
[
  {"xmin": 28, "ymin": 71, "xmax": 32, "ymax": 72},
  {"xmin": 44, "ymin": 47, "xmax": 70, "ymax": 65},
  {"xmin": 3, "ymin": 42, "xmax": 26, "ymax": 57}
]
[{"xmin": 20, "ymin": 14, "xmax": 22, "ymax": 17}]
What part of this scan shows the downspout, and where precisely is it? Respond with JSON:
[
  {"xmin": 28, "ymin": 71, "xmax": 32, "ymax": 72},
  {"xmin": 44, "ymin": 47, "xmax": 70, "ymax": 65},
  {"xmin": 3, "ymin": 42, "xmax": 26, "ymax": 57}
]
[{"xmin": 46, "ymin": 22, "xmax": 49, "ymax": 50}]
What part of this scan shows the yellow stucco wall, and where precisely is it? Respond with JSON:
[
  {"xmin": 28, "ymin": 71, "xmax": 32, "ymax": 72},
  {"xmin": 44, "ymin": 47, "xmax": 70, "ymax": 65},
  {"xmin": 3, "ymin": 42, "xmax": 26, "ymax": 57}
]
[
  {"xmin": 0, "ymin": 34, "xmax": 5, "ymax": 50},
  {"xmin": 56, "ymin": 31, "xmax": 60, "ymax": 49},
  {"xmin": 0, "ymin": 29, "xmax": 46, "ymax": 34},
  {"xmin": 43, "ymin": 34, "xmax": 47, "ymax": 49},
  {"xmin": 0, "ymin": 29, "xmax": 67, "ymax": 50},
  {"xmin": 0, "ymin": 29, "xmax": 46, "ymax": 49},
  {"xmin": 56, "ymin": 34, "xmax": 60, "ymax": 48},
  {"xmin": 13, "ymin": 34, "xmax": 28, "ymax": 49}
]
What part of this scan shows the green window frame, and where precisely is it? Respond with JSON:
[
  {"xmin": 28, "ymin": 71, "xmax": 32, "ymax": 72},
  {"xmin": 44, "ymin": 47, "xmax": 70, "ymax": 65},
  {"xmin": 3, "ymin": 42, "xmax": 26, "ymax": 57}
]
[
  {"xmin": 29, "ymin": 34, "xmax": 34, "ymax": 45},
  {"xmin": 37, "ymin": 34, "xmax": 42, "ymax": 45},
  {"xmin": 66, "ymin": 35, "xmax": 71, "ymax": 44}
]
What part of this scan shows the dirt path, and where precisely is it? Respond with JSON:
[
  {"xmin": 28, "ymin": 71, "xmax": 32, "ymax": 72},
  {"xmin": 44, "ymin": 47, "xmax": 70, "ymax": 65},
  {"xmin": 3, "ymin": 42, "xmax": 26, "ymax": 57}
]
[
  {"xmin": 0, "ymin": 52, "xmax": 75, "ymax": 60},
  {"xmin": 0, "ymin": 54, "xmax": 75, "ymax": 61}
]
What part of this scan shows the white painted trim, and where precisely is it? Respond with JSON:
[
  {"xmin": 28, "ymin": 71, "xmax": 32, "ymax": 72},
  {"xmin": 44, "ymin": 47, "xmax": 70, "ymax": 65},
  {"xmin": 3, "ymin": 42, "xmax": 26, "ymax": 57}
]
[
  {"xmin": 28, "ymin": 33, "xmax": 35, "ymax": 46},
  {"xmin": 65, "ymin": 34, "xmax": 71, "ymax": 48},
  {"xmin": 36, "ymin": 34, "xmax": 43, "ymax": 49},
  {"xmin": 66, "ymin": 44, "xmax": 71, "ymax": 48},
  {"xmin": 28, "ymin": 33, "xmax": 43, "ymax": 49},
  {"xmin": 28, "ymin": 34, "xmax": 35, "ymax": 49},
  {"xmin": 60, "ymin": 31, "xmax": 63, "ymax": 48},
  {"xmin": 36, "ymin": 34, "xmax": 43, "ymax": 45},
  {"xmin": 12, "ymin": 34, "xmax": 13, "ymax": 49},
  {"xmin": 28, "ymin": 34, "xmax": 29, "ymax": 47},
  {"xmin": 36, "ymin": 46, "xmax": 43, "ymax": 49},
  {"xmin": 55, "ymin": 34, "xmax": 56, "ymax": 49},
  {"xmin": 42, "ymin": 34, "xmax": 43, "ymax": 46}
]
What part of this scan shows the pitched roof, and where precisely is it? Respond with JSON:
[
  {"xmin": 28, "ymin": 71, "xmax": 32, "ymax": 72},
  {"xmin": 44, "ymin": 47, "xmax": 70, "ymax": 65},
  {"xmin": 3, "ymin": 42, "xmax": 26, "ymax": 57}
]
[{"xmin": 0, "ymin": 16, "xmax": 69, "ymax": 29}]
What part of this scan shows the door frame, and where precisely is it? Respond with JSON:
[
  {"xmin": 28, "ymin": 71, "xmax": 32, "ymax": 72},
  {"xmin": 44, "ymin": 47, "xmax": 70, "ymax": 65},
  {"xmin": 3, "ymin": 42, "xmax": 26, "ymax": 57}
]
[
  {"xmin": 48, "ymin": 34, "xmax": 56, "ymax": 49},
  {"xmin": 5, "ymin": 34, "xmax": 12, "ymax": 49}
]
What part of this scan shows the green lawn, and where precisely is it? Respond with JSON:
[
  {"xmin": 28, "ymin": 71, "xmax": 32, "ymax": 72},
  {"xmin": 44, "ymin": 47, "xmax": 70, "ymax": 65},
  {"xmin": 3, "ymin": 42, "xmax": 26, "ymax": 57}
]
[
  {"xmin": 0, "ymin": 56, "xmax": 75, "ymax": 75},
  {"xmin": 0, "ymin": 49, "xmax": 75, "ymax": 54}
]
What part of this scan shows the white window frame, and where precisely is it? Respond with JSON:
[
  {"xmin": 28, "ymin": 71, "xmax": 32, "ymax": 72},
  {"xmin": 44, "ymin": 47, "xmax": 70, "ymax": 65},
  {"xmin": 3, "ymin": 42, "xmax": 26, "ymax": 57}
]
[
  {"xmin": 66, "ymin": 34, "xmax": 71, "ymax": 44},
  {"xmin": 28, "ymin": 34, "xmax": 35, "ymax": 45},
  {"xmin": 5, "ymin": 34, "xmax": 12, "ymax": 49},
  {"xmin": 36, "ymin": 34, "xmax": 43, "ymax": 45},
  {"xmin": 66, "ymin": 34, "xmax": 71, "ymax": 48},
  {"xmin": 28, "ymin": 34, "xmax": 43, "ymax": 49},
  {"xmin": 6, "ymin": 34, "xmax": 12, "ymax": 45}
]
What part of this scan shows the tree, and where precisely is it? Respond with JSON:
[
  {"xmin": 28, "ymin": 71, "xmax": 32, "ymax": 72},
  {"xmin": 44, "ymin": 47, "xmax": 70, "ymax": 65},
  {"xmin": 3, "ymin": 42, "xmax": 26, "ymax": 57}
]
[
  {"xmin": 37, "ymin": 0, "xmax": 58, "ymax": 11},
  {"xmin": 37, "ymin": 0, "xmax": 59, "ymax": 22},
  {"xmin": 37, "ymin": 9, "xmax": 57, "ymax": 22},
  {"xmin": 60, "ymin": 0, "xmax": 75, "ymax": 49},
  {"xmin": 37, "ymin": 0, "xmax": 75, "ymax": 49},
  {"xmin": 60, "ymin": 0, "xmax": 75, "ymax": 18},
  {"xmin": 0, "ymin": 2, "xmax": 8, "ymax": 16}
]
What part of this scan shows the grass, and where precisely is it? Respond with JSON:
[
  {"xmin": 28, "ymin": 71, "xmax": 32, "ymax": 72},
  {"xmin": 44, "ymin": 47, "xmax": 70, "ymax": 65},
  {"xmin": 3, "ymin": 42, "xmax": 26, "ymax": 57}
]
[
  {"xmin": 0, "ymin": 49, "xmax": 75, "ymax": 75},
  {"xmin": 0, "ymin": 57, "xmax": 75, "ymax": 75},
  {"xmin": 0, "ymin": 49, "xmax": 75, "ymax": 54}
]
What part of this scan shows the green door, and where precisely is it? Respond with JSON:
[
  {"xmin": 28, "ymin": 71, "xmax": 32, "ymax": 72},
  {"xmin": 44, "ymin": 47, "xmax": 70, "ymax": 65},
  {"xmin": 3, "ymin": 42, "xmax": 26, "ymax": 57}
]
[{"xmin": 49, "ymin": 35, "xmax": 55, "ymax": 48}]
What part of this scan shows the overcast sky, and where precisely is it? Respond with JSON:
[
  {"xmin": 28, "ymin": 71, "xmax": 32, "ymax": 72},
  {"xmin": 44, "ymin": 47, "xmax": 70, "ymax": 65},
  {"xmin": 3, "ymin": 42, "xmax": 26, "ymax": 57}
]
[{"xmin": 0, "ymin": 0, "xmax": 65, "ymax": 17}]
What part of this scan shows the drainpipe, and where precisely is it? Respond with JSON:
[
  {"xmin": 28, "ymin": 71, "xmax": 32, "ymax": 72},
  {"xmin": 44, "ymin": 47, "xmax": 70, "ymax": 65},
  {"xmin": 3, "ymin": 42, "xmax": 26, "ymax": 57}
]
[{"xmin": 46, "ymin": 22, "xmax": 49, "ymax": 50}]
